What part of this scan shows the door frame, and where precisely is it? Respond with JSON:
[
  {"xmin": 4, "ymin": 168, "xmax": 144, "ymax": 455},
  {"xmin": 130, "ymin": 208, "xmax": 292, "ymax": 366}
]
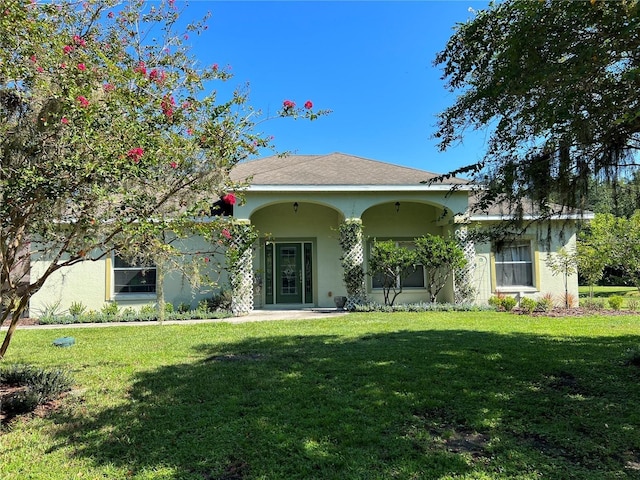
[{"xmin": 263, "ymin": 239, "xmax": 315, "ymax": 306}]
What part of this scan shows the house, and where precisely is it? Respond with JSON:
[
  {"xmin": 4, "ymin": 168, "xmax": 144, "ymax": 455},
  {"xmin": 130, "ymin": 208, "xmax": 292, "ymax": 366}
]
[{"xmin": 29, "ymin": 153, "xmax": 588, "ymax": 315}]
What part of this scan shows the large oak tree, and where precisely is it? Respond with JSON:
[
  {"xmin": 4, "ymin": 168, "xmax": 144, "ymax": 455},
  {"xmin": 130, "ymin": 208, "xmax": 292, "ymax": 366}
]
[{"xmin": 435, "ymin": 0, "xmax": 640, "ymax": 218}]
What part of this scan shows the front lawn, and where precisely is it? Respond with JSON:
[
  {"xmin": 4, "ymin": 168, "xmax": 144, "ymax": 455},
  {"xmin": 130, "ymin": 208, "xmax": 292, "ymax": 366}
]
[
  {"xmin": 579, "ymin": 285, "xmax": 639, "ymax": 298},
  {"xmin": 2, "ymin": 312, "xmax": 640, "ymax": 479}
]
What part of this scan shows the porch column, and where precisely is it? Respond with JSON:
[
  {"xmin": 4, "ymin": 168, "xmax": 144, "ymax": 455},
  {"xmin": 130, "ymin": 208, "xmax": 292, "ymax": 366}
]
[
  {"xmin": 339, "ymin": 218, "xmax": 367, "ymax": 309},
  {"xmin": 454, "ymin": 224, "xmax": 477, "ymax": 304},
  {"xmin": 227, "ymin": 220, "xmax": 255, "ymax": 316}
]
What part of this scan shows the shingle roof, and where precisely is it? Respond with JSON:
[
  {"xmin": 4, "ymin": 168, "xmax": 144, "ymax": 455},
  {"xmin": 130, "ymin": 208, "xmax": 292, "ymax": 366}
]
[{"xmin": 231, "ymin": 152, "xmax": 468, "ymax": 186}]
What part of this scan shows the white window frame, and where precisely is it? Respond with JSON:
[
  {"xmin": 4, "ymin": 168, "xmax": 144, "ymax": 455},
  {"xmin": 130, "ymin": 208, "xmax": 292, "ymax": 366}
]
[
  {"xmin": 112, "ymin": 254, "xmax": 157, "ymax": 298},
  {"xmin": 493, "ymin": 240, "xmax": 536, "ymax": 290}
]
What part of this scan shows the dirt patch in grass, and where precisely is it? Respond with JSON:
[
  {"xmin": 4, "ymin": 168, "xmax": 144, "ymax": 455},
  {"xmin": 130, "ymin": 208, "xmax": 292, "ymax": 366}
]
[
  {"xmin": 437, "ymin": 428, "xmax": 491, "ymax": 457},
  {"xmin": 204, "ymin": 353, "xmax": 265, "ymax": 363}
]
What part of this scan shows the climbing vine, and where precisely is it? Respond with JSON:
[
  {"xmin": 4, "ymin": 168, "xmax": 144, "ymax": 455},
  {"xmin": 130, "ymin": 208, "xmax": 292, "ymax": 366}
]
[{"xmin": 339, "ymin": 219, "xmax": 367, "ymax": 308}]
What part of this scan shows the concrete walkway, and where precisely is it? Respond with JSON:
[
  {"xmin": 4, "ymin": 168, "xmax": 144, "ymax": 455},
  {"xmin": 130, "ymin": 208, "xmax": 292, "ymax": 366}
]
[{"xmin": 4, "ymin": 308, "xmax": 350, "ymax": 330}]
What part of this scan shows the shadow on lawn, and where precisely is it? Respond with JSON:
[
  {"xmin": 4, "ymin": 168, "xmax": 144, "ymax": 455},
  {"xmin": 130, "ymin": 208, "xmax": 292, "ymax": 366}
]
[{"xmin": 50, "ymin": 329, "xmax": 640, "ymax": 479}]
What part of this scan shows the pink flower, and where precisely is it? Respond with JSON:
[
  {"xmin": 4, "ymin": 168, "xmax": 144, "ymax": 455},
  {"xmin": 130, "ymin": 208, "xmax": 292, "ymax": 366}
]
[
  {"xmin": 73, "ymin": 35, "xmax": 86, "ymax": 47},
  {"xmin": 76, "ymin": 95, "xmax": 89, "ymax": 107},
  {"xmin": 186, "ymin": 128, "xmax": 193, "ymax": 135},
  {"xmin": 107, "ymin": 11, "xmax": 114, "ymax": 18},
  {"xmin": 204, "ymin": 257, "xmax": 210, "ymax": 263},
  {"xmin": 304, "ymin": 100, "xmax": 313, "ymax": 110},
  {"xmin": 127, "ymin": 147, "xmax": 144, "ymax": 163},
  {"xmin": 29, "ymin": 54, "xmax": 37, "ymax": 63},
  {"xmin": 212, "ymin": 63, "xmax": 218, "ymax": 71},
  {"xmin": 169, "ymin": 161, "xmax": 178, "ymax": 169},
  {"xmin": 60, "ymin": 62, "xmax": 67, "ymax": 69},
  {"xmin": 77, "ymin": 63, "xmax": 86, "ymax": 71},
  {"xmin": 222, "ymin": 193, "xmax": 237, "ymax": 205},
  {"xmin": 221, "ymin": 228, "xmax": 232, "ymax": 240},
  {"xmin": 283, "ymin": 99, "xmax": 295, "ymax": 110},
  {"xmin": 161, "ymin": 95, "xmax": 175, "ymax": 118},
  {"xmin": 61, "ymin": 117, "xmax": 69, "ymax": 124},
  {"xmin": 149, "ymin": 69, "xmax": 166, "ymax": 84},
  {"xmin": 133, "ymin": 61, "xmax": 147, "ymax": 75},
  {"xmin": 103, "ymin": 83, "xmax": 115, "ymax": 92},
  {"xmin": 63, "ymin": 45, "xmax": 74, "ymax": 55},
  {"xmin": 36, "ymin": 66, "xmax": 44, "ymax": 73}
]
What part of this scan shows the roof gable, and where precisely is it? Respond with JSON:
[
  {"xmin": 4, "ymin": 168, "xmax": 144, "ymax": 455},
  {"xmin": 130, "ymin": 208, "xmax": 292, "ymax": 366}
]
[{"xmin": 231, "ymin": 152, "xmax": 467, "ymax": 186}]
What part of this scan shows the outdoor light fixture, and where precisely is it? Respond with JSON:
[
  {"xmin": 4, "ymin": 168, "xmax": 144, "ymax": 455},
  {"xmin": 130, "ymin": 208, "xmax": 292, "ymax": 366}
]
[
  {"xmin": 395, "ymin": 201, "xmax": 400, "ymax": 213},
  {"xmin": 293, "ymin": 202, "xmax": 299, "ymax": 213}
]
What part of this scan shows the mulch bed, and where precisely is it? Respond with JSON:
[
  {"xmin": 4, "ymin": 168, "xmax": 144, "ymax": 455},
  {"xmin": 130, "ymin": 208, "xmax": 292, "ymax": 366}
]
[
  {"xmin": 512, "ymin": 307, "xmax": 640, "ymax": 317},
  {"xmin": 1, "ymin": 317, "xmax": 39, "ymax": 327}
]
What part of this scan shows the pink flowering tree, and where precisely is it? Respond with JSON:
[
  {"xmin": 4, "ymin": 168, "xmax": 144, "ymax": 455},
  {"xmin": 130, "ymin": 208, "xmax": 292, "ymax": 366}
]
[{"xmin": 0, "ymin": 0, "xmax": 327, "ymax": 358}]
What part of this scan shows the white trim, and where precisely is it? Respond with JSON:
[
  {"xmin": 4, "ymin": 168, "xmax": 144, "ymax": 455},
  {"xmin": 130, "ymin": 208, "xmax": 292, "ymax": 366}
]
[
  {"xmin": 247, "ymin": 184, "xmax": 472, "ymax": 192},
  {"xmin": 470, "ymin": 213, "xmax": 594, "ymax": 221}
]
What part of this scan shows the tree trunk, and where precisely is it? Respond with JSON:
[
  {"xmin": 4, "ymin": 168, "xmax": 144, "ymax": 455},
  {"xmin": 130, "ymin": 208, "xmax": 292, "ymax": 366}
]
[
  {"xmin": 156, "ymin": 262, "xmax": 165, "ymax": 323},
  {"xmin": 0, "ymin": 297, "xmax": 29, "ymax": 360}
]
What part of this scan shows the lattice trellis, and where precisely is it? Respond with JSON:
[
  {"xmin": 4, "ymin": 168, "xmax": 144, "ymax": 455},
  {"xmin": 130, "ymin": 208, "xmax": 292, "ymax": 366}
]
[
  {"xmin": 230, "ymin": 247, "xmax": 253, "ymax": 316},
  {"xmin": 224, "ymin": 222, "xmax": 257, "ymax": 316},
  {"xmin": 454, "ymin": 226, "xmax": 477, "ymax": 304},
  {"xmin": 339, "ymin": 219, "xmax": 367, "ymax": 309}
]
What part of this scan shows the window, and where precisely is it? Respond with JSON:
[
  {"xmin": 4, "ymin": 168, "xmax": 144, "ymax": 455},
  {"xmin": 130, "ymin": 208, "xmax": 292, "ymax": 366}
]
[
  {"xmin": 494, "ymin": 241, "xmax": 533, "ymax": 287},
  {"xmin": 113, "ymin": 255, "xmax": 156, "ymax": 294},
  {"xmin": 370, "ymin": 241, "xmax": 425, "ymax": 289}
]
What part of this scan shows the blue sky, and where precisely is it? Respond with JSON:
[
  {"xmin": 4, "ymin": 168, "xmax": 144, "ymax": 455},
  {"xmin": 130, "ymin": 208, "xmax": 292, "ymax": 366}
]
[{"xmin": 179, "ymin": 1, "xmax": 490, "ymax": 175}]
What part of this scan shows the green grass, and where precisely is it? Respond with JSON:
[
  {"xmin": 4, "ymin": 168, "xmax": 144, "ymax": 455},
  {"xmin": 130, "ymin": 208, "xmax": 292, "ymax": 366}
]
[
  {"xmin": 2, "ymin": 312, "xmax": 640, "ymax": 479},
  {"xmin": 579, "ymin": 285, "xmax": 640, "ymax": 298}
]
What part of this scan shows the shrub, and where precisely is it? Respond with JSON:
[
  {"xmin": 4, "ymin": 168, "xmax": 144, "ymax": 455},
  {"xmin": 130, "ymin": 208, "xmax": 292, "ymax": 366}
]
[
  {"xmin": 140, "ymin": 304, "xmax": 156, "ymax": 316},
  {"xmin": 519, "ymin": 297, "xmax": 537, "ymax": 314},
  {"xmin": 488, "ymin": 293, "xmax": 516, "ymax": 311},
  {"xmin": 501, "ymin": 296, "xmax": 517, "ymax": 312},
  {"xmin": 35, "ymin": 300, "xmax": 65, "ymax": 322},
  {"xmin": 206, "ymin": 290, "xmax": 233, "ymax": 312},
  {"xmin": 350, "ymin": 302, "xmax": 494, "ymax": 313},
  {"xmin": 627, "ymin": 298, "xmax": 639, "ymax": 312},
  {"xmin": 488, "ymin": 294, "xmax": 504, "ymax": 309},
  {"xmin": 0, "ymin": 364, "xmax": 73, "ymax": 419},
  {"xmin": 608, "ymin": 295, "xmax": 624, "ymax": 311},
  {"xmin": 100, "ymin": 301, "xmax": 119, "ymax": 316},
  {"xmin": 178, "ymin": 302, "xmax": 191, "ymax": 313},
  {"xmin": 68, "ymin": 301, "xmax": 86, "ymax": 317},
  {"xmin": 536, "ymin": 294, "xmax": 555, "ymax": 312},
  {"xmin": 580, "ymin": 297, "xmax": 605, "ymax": 310},
  {"xmin": 164, "ymin": 302, "xmax": 174, "ymax": 313}
]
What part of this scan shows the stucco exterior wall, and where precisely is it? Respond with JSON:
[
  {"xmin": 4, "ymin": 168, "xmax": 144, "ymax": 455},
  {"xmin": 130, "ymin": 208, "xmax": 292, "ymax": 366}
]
[
  {"xmin": 30, "ymin": 251, "xmax": 107, "ymax": 316},
  {"xmin": 473, "ymin": 221, "xmax": 579, "ymax": 306},
  {"xmin": 29, "ymin": 235, "xmax": 226, "ymax": 316}
]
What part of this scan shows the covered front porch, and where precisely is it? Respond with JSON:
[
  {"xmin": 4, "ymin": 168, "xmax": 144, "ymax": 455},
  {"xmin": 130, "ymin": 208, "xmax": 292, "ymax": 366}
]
[{"xmin": 228, "ymin": 190, "xmax": 473, "ymax": 314}]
